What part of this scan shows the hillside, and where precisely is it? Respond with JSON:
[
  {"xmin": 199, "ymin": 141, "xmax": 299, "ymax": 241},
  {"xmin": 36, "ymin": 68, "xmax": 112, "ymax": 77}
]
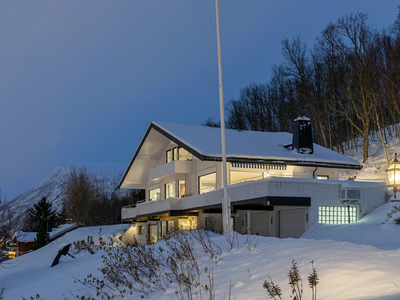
[
  {"xmin": 1, "ymin": 203, "xmax": 400, "ymax": 300},
  {"xmin": 6, "ymin": 164, "xmax": 126, "ymax": 228},
  {"xmin": 1, "ymin": 130, "xmax": 400, "ymax": 299},
  {"xmin": 339, "ymin": 130, "xmax": 397, "ymax": 183}
]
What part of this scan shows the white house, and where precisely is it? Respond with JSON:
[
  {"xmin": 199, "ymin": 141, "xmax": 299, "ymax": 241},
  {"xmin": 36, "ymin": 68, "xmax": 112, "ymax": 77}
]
[{"xmin": 118, "ymin": 119, "xmax": 387, "ymax": 245}]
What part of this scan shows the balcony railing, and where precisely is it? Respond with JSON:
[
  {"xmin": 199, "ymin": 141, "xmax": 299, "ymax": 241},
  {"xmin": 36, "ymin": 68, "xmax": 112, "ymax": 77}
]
[{"xmin": 122, "ymin": 199, "xmax": 146, "ymax": 209}]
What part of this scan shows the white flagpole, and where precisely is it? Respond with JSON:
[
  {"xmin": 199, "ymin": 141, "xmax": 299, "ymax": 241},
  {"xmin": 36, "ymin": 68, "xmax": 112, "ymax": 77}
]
[{"xmin": 215, "ymin": 0, "xmax": 231, "ymax": 234}]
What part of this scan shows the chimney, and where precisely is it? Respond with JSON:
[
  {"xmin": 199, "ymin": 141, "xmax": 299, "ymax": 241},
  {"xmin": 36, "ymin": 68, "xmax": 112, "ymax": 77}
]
[{"xmin": 292, "ymin": 117, "xmax": 314, "ymax": 154}]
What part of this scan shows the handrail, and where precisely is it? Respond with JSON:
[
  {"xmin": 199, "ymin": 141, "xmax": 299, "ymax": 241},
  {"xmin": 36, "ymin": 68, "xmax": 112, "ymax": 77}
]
[{"xmin": 122, "ymin": 199, "xmax": 146, "ymax": 209}]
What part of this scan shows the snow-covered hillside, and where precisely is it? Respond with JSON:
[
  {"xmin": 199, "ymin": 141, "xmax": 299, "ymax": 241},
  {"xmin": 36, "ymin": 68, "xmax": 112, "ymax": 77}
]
[
  {"xmin": 2, "ymin": 130, "xmax": 400, "ymax": 299},
  {"xmin": 1, "ymin": 204, "xmax": 400, "ymax": 300},
  {"xmin": 6, "ymin": 164, "xmax": 126, "ymax": 228},
  {"xmin": 339, "ymin": 130, "xmax": 399, "ymax": 183}
]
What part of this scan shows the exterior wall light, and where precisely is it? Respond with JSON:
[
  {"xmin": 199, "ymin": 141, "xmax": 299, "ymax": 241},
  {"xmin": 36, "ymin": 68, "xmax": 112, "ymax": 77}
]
[{"xmin": 386, "ymin": 153, "xmax": 400, "ymax": 199}]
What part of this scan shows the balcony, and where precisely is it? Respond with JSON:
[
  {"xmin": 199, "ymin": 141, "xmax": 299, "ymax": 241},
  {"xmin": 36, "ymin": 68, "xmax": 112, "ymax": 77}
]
[{"xmin": 148, "ymin": 160, "xmax": 193, "ymax": 181}]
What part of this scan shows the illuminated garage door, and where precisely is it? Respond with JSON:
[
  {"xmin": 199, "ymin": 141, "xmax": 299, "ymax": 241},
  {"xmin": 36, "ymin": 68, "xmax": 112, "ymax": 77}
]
[{"xmin": 279, "ymin": 209, "xmax": 305, "ymax": 238}]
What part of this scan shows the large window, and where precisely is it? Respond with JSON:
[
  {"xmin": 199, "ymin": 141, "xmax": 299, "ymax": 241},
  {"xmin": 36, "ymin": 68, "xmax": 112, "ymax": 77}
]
[
  {"xmin": 199, "ymin": 172, "xmax": 216, "ymax": 194},
  {"xmin": 230, "ymin": 171, "xmax": 264, "ymax": 185},
  {"xmin": 178, "ymin": 147, "xmax": 193, "ymax": 161},
  {"xmin": 165, "ymin": 181, "xmax": 177, "ymax": 198},
  {"xmin": 319, "ymin": 206, "xmax": 357, "ymax": 224},
  {"xmin": 149, "ymin": 188, "xmax": 160, "ymax": 201},
  {"xmin": 166, "ymin": 147, "xmax": 193, "ymax": 163},
  {"xmin": 165, "ymin": 180, "xmax": 186, "ymax": 198}
]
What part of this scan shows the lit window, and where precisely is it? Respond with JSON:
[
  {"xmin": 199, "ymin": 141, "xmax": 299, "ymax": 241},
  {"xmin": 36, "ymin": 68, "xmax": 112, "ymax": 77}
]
[
  {"xmin": 164, "ymin": 180, "xmax": 186, "ymax": 198},
  {"xmin": 165, "ymin": 181, "xmax": 177, "ymax": 198},
  {"xmin": 179, "ymin": 180, "xmax": 186, "ymax": 197},
  {"xmin": 230, "ymin": 171, "xmax": 263, "ymax": 184},
  {"xmin": 199, "ymin": 172, "xmax": 216, "ymax": 194},
  {"xmin": 178, "ymin": 147, "xmax": 193, "ymax": 161},
  {"xmin": 319, "ymin": 206, "xmax": 357, "ymax": 224},
  {"xmin": 166, "ymin": 149, "xmax": 172, "ymax": 163},
  {"xmin": 149, "ymin": 188, "xmax": 160, "ymax": 201},
  {"xmin": 317, "ymin": 175, "xmax": 329, "ymax": 180},
  {"xmin": 167, "ymin": 147, "xmax": 193, "ymax": 163},
  {"xmin": 138, "ymin": 226, "xmax": 144, "ymax": 235}
]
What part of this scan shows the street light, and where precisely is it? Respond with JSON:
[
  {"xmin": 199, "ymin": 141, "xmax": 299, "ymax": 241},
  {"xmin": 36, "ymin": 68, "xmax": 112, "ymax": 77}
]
[{"xmin": 386, "ymin": 153, "xmax": 400, "ymax": 198}]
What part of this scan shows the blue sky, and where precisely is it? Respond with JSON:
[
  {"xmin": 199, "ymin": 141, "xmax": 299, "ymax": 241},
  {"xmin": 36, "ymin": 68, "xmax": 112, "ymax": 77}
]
[{"xmin": 0, "ymin": 1, "xmax": 398, "ymax": 200}]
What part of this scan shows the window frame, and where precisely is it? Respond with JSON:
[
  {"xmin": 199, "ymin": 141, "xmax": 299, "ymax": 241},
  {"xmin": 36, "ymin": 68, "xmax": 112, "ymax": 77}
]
[
  {"xmin": 198, "ymin": 172, "xmax": 217, "ymax": 194},
  {"xmin": 149, "ymin": 187, "xmax": 161, "ymax": 201}
]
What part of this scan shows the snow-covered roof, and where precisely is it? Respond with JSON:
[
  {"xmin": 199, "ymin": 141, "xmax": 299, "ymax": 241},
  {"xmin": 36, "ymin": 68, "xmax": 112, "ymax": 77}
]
[
  {"xmin": 119, "ymin": 122, "xmax": 361, "ymax": 188},
  {"xmin": 155, "ymin": 122, "xmax": 359, "ymax": 166}
]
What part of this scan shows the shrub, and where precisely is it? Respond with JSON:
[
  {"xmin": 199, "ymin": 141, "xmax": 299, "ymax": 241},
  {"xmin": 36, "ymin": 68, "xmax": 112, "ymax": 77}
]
[
  {"xmin": 261, "ymin": 260, "xmax": 319, "ymax": 300},
  {"xmin": 75, "ymin": 230, "xmax": 223, "ymax": 299}
]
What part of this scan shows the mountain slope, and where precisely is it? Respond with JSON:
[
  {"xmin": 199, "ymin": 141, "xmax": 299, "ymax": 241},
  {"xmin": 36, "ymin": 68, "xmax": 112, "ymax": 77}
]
[{"xmin": 7, "ymin": 164, "xmax": 126, "ymax": 228}]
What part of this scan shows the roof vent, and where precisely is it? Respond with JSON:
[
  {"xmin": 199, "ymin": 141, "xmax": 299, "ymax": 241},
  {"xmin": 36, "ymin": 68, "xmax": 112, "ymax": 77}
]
[{"xmin": 292, "ymin": 117, "xmax": 314, "ymax": 154}]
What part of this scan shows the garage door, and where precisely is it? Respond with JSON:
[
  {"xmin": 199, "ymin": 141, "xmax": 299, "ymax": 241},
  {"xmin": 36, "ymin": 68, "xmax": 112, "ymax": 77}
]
[{"xmin": 279, "ymin": 209, "xmax": 305, "ymax": 238}]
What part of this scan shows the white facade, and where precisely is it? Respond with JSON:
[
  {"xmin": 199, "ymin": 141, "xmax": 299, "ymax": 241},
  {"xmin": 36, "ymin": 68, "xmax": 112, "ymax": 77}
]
[{"xmin": 118, "ymin": 122, "xmax": 388, "ymax": 245}]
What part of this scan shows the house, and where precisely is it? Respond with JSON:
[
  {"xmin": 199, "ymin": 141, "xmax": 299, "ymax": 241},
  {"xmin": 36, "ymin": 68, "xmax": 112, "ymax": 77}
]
[{"xmin": 118, "ymin": 119, "xmax": 388, "ymax": 245}]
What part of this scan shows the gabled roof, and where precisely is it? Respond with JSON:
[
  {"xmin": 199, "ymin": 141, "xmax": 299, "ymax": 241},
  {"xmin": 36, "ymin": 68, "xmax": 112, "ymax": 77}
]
[{"xmin": 118, "ymin": 122, "xmax": 361, "ymax": 189}]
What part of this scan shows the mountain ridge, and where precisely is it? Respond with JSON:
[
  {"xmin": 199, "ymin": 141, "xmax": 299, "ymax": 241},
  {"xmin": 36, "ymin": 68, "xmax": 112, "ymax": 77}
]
[{"xmin": 7, "ymin": 164, "xmax": 126, "ymax": 228}]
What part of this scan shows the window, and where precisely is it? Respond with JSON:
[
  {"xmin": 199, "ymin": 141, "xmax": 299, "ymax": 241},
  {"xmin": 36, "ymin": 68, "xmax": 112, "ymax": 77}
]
[
  {"xmin": 149, "ymin": 188, "xmax": 160, "ymax": 201},
  {"xmin": 165, "ymin": 180, "xmax": 186, "ymax": 198},
  {"xmin": 178, "ymin": 147, "xmax": 193, "ymax": 161},
  {"xmin": 138, "ymin": 226, "xmax": 144, "ymax": 235},
  {"xmin": 179, "ymin": 180, "xmax": 186, "ymax": 197},
  {"xmin": 316, "ymin": 175, "xmax": 329, "ymax": 180},
  {"xmin": 165, "ymin": 181, "xmax": 177, "ymax": 198},
  {"xmin": 148, "ymin": 224, "xmax": 158, "ymax": 244},
  {"xmin": 161, "ymin": 220, "xmax": 175, "ymax": 238},
  {"xmin": 230, "ymin": 171, "xmax": 264, "ymax": 185},
  {"xmin": 166, "ymin": 147, "xmax": 193, "ymax": 163},
  {"xmin": 166, "ymin": 149, "xmax": 172, "ymax": 163},
  {"xmin": 199, "ymin": 172, "xmax": 216, "ymax": 194},
  {"xmin": 319, "ymin": 206, "xmax": 357, "ymax": 224}
]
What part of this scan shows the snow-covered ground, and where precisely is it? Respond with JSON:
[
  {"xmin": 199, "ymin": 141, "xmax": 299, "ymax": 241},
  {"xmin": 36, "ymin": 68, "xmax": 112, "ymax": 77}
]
[
  {"xmin": 2, "ymin": 130, "xmax": 400, "ymax": 299},
  {"xmin": 1, "ymin": 210, "xmax": 400, "ymax": 300}
]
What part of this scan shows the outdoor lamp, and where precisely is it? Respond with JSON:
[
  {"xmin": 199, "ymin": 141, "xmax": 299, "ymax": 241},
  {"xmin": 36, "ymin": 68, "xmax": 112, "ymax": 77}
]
[{"xmin": 386, "ymin": 153, "xmax": 400, "ymax": 198}]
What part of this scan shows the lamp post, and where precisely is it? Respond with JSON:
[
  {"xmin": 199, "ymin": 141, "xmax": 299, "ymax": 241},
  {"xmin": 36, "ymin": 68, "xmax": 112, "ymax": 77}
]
[{"xmin": 386, "ymin": 153, "xmax": 400, "ymax": 199}]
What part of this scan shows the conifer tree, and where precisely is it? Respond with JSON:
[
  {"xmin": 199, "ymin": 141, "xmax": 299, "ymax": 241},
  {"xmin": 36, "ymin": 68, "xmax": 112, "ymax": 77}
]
[
  {"xmin": 34, "ymin": 217, "xmax": 50, "ymax": 249},
  {"xmin": 24, "ymin": 197, "xmax": 58, "ymax": 232}
]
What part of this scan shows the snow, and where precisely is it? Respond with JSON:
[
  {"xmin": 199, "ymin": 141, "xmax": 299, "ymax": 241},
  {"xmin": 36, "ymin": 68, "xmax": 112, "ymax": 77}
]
[
  {"xmin": 153, "ymin": 122, "xmax": 360, "ymax": 167},
  {"xmin": 7, "ymin": 164, "xmax": 127, "ymax": 229},
  {"xmin": 18, "ymin": 224, "xmax": 78, "ymax": 242},
  {"xmin": 1, "ymin": 219, "xmax": 400, "ymax": 299},
  {"xmin": 2, "ymin": 130, "xmax": 400, "ymax": 299}
]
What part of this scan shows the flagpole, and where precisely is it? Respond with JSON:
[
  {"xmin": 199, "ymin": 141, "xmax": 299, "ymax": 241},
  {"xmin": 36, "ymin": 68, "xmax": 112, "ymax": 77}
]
[{"xmin": 215, "ymin": 0, "xmax": 231, "ymax": 234}]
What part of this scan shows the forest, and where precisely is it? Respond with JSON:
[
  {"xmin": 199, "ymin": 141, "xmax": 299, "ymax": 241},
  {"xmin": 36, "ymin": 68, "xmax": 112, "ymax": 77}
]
[{"xmin": 223, "ymin": 9, "xmax": 400, "ymax": 164}]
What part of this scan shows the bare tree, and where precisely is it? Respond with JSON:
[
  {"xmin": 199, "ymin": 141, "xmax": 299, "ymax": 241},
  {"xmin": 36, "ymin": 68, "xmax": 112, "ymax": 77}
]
[
  {"xmin": 0, "ymin": 189, "xmax": 20, "ymax": 258},
  {"xmin": 63, "ymin": 167, "xmax": 143, "ymax": 226}
]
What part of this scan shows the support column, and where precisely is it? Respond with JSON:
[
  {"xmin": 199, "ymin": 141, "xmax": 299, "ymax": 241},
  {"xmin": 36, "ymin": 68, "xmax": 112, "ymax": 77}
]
[{"xmin": 247, "ymin": 210, "xmax": 252, "ymax": 235}]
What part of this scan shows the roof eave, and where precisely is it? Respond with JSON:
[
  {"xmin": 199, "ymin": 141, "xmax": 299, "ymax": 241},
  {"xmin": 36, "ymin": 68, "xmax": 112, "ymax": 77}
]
[
  {"xmin": 118, "ymin": 122, "xmax": 206, "ymax": 189},
  {"xmin": 202, "ymin": 155, "xmax": 361, "ymax": 170}
]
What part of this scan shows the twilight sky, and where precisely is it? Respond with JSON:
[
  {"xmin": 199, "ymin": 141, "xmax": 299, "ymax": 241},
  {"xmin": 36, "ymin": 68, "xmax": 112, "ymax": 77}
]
[{"xmin": 0, "ymin": 1, "xmax": 398, "ymax": 200}]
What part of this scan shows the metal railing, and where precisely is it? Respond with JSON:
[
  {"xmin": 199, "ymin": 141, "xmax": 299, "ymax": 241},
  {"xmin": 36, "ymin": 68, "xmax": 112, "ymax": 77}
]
[{"xmin": 122, "ymin": 199, "xmax": 146, "ymax": 209}]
